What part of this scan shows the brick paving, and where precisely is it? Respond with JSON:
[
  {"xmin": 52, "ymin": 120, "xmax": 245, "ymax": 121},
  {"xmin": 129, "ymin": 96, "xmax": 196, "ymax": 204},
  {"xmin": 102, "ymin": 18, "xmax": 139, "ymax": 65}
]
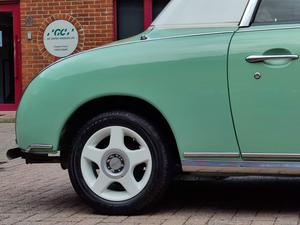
[
  {"xmin": 0, "ymin": 112, "xmax": 16, "ymax": 124},
  {"xmin": 2, "ymin": 122, "xmax": 300, "ymax": 224},
  {"xmin": 1, "ymin": 159, "xmax": 300, "ymax": 225},
  {"xmin": 0, "ymin": 123, "xmax": 16, "ymax": 162}
]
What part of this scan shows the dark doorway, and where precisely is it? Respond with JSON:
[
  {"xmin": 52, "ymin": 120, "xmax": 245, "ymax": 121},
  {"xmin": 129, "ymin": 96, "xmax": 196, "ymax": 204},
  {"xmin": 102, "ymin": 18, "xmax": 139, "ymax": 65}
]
[
  {"xmin": 0, "ymin": 3, "xmax": 21, "ymax": 111},
  {"xmin": 116, "ymin": 0, "xmax": 144, "ymax": 40},
  {"xmin": 115, "ymin": 0, "xmax": 170, "ymax": 40},
  {"xmin": 0, "ymin": 12, "xmax": 15, "ymax": 104}
]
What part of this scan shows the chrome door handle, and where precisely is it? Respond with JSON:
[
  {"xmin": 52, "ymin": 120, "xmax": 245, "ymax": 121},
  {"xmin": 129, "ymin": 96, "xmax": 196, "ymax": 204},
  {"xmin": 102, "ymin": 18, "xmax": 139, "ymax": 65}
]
[{"xmin": 246, "ymin": 55, "xmax": 299, "ymax": 63}]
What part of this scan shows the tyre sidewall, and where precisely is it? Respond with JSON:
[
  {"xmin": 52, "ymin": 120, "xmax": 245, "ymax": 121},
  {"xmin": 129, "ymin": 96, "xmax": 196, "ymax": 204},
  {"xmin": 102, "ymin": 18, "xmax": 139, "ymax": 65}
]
[{"xmin": 68, "ymin": 111, "xmax": 171, "ymax": 214}]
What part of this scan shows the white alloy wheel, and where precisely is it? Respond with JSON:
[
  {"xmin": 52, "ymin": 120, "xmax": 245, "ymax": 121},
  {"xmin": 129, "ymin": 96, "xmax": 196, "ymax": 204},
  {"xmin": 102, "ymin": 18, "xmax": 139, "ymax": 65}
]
[{"xmin": 80, "ymin": 126, "xmax": 153, "ymax": 201}]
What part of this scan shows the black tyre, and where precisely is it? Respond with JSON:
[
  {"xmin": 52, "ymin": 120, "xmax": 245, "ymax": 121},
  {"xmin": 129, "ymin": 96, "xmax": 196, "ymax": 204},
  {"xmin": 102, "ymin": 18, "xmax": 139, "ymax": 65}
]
[{"xmin": 68, "ymin": 110, "xmax": 173, "ymax": 215}]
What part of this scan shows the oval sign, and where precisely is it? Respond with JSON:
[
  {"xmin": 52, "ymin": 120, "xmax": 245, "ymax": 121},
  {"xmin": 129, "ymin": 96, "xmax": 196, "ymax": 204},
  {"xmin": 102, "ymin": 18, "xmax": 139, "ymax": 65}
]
[{"xmin": 43, "ymin": 20, "xmax": 79, "ymax": 58}]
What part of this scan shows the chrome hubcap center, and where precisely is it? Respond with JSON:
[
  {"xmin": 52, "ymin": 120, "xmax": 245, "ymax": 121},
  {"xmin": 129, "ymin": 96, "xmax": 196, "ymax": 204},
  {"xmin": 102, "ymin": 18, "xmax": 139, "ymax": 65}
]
[
  {"xmin": 106, "ymin": 154, "xmax": 125, "ymax": 173},
  {"xmin": 101, "ymin": 149, "xmax": 130, "ymax": 179}
]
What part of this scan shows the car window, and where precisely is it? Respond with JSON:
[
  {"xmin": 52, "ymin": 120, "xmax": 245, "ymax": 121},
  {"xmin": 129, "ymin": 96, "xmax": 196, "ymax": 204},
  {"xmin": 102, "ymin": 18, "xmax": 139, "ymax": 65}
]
[
  {"xmin": 152, "ymin": 0, "xmax": 249, "ymax": 28},
  {"xmin": 254, "ymin": 0, "xmax": 300, "ymax": 25}
]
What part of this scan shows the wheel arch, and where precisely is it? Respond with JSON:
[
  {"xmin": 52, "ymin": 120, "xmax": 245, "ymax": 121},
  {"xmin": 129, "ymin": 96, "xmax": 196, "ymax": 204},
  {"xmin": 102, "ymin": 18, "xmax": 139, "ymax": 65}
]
[{"xmin": 59, "ymin": 95, "xmax": 181, "ymax": 171}]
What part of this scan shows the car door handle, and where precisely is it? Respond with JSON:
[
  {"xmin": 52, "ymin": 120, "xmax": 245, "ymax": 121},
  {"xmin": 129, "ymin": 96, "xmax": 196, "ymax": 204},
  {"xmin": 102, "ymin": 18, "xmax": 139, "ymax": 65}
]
[{"xmin": 246, "ymin": 55, "xmax": 299, "ymax": 63}]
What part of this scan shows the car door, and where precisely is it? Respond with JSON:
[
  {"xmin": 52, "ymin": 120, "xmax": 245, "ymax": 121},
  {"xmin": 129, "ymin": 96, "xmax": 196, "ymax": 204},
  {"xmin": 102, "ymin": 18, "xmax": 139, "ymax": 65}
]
[{"xmin": 229, "ymin": 0, "xmax": 300, "ymax": 159}]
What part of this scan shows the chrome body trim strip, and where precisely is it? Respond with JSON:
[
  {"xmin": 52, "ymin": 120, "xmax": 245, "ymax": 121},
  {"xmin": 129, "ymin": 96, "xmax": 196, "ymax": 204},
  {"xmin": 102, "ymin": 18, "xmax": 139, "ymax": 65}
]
[
  {"xmin": 182, "ymin": 160, "xmax": 300, "ymax": 175},
  {"xmin": 243, "ymin": 153, "xmax": 300, "ymax": 160},
  {"xmin": 152, "ymin": 23, "xmax": 239, "ymax": 29},
  {"xmin": 239, "ymin": 25, "xmax": 300, "ymax": 33},
  {"xmin": 184, "ymin": 152, "xmax": 240, "ymax": 158},
  {"xmin": 147, "ymin": 31, "xmax": 233, "ymax": 41},
  {"xmin": 239, "ymin": 0, "xmax": 260, "ymax": 27},
  {"xmin": 26, "ymin": 144, "xmax": 53, "ymax": 153}
]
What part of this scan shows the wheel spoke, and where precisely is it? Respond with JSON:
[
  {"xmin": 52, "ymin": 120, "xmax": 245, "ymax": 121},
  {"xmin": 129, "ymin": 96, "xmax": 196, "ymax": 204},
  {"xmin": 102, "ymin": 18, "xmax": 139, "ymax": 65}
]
[
  {"xmin": 119, "ymin": 173, "xmax": 141, "ymax": 197},
  {"xmin": 82, "ymin": 145, "xmax": 104, "ymax": 164},
  {"xmin": 80, "ymin": 125, "xmax": 154, "ymax": 202},
  {"xmin": 109, "ymin": 126, "xmax": 125, "ymax": 149},
  {"xmin": 128, "ymin": 147, "xmax": 151, "ymax": 167},
  {"xmin": 90, "ymin": 171, "xmax": 113, "ymax": 195}
]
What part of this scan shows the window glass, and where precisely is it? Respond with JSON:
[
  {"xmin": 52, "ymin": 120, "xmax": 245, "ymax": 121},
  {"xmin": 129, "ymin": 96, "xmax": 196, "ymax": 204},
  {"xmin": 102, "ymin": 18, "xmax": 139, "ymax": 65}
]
[
  {"xmin": 152, "ymin": 0, "xmax": 170, "ymax": 20},
  {"xmin": 254, "ymin": 0, "xmax": 300, "ymax": 24},
  {"xmin": 117, "ymin": 0, "xmax": 144, "ymax": 40},
  {"xmin": 152, "ymin": 0, "xmax": 249, "ymax": 28}
]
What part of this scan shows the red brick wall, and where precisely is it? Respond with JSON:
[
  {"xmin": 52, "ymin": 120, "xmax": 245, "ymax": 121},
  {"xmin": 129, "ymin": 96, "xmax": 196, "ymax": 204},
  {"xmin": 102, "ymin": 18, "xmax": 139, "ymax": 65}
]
[{"xmin": 20, "ymin": 0, "xmax": 114, "ymax": 89}]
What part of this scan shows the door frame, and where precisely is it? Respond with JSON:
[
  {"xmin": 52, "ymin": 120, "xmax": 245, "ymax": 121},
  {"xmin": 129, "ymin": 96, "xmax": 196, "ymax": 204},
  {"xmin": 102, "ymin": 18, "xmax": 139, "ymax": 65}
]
[{"xmin": 0, "ymin": 2, "xmax": 22, "ymax": 111}]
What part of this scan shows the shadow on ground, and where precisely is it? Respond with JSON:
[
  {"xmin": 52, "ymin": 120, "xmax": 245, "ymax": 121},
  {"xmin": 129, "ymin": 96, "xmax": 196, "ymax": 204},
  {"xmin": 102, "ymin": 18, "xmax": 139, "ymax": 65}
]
[
  {"xmin": 156, "ymin": 177, "xmax": 300, "ymax": 213},
  {"xmin": 2, "ymin": 160, "xmax": 300, "ymax": 219},
  {"xmin": 43, "ymin": 176, "xmax": 300, "ymax": 214}
]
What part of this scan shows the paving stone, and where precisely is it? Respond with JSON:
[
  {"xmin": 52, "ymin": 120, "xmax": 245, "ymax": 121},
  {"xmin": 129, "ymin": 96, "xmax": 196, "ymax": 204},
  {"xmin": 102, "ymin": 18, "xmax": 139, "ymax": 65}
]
[
  {"xmin": 161, "ymin": 216, "xmax": 187, "ymax": 225},
  {"xmin": 75, "ymin": 218, "xmax": 105, "ymax": 225},
  {"xmin": 232, "ymin": 212, "xmax": 257, "ymax": 223},
  {"xmin": 251, "ymin": 220, "xmax": 274, "ymax": 225},
  {"xmin": 24, "ymin": 213, "xmax": 56, "ymax": 222},
  {"xmin": 255, "ymin": 211, "xmax": 277, "ymax": 222},
  {"xmin": 96, "ymin": 223, "xmax": 138, "ymax": 225},
  {"xmin": 208, "ymin": 218, "xmax": 251, "ymax": 225},
  {"xmin": 274, "ymin": 218, "xmax": 298, "ymax": 225},
  {"xmin": 2, "ymin": 125, "xmax": 300, "ymax": 225},
  {"xmin": 185, "ymin": 216, "xmax": 210, "ymax": 225},
  {"xmin": 0, "ymin": 112, "xmax": 15, "ymax": 123},
  {"xmin": 15, "ymin": 222, "xmax": 54, "ymax": 225},
  {"xmin": 212, "ymin": 209, "xmax": 236, "ymax": 221},
  {"xmin": 123, "ymin": 215, "xmax": 151, "ymax": 223},
  {"xmin": 0, "ymin": 213, "xmax": 35, "ymax": 225},
  {"xmin": 101, "ymin": 215, "xmax": 128, "ymax": 223}
]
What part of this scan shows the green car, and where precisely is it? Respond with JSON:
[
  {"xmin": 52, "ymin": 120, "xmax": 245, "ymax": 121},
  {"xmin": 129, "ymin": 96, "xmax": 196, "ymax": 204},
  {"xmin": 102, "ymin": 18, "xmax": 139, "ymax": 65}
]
[{"xmin": 8, "ymin": 0, "xmax": 300, "ymax": 214}]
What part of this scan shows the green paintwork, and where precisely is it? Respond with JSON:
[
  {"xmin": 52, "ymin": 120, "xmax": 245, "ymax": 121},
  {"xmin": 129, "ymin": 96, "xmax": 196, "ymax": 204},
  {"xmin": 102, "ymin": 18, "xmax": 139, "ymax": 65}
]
[
  {"xmin": 16, "ymin": 27, "xmax": 240, "ymax": 158},
  {"xmin": 18, "ymin": 23, "xmax": 300, "ymax": 161},
  {"xmin": 229, "ymin": 24, "xmax": 300, "ymax": 154}
]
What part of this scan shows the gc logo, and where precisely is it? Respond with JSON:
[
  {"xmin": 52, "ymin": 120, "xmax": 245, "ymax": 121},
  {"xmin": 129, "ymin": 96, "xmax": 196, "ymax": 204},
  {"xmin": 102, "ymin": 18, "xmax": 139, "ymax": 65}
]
[{"xmin": 48, "ymin": 28, "xmax": 75, "ymax": 37}]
